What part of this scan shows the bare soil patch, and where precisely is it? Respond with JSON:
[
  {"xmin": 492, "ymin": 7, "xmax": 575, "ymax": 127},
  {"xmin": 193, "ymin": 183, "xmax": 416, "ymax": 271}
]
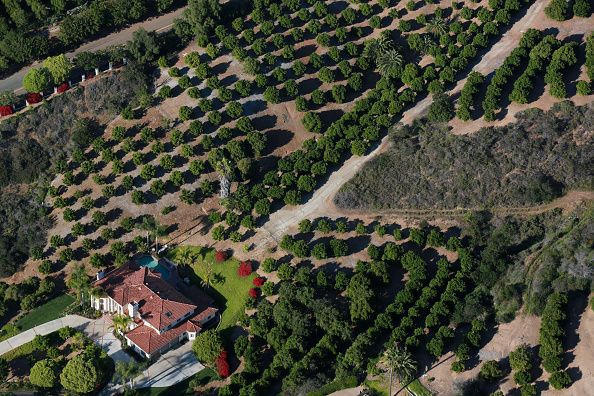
[{"xmin": 423, "ymin": 314, "xmax": 542, "ymax": 395}]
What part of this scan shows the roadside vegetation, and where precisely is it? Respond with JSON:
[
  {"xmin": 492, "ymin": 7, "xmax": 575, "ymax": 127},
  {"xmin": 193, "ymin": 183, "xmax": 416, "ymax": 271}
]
[
  {"xmin": 0, "ymin": 326, "xmax": 113, "ymax": 393},
  {"xmin": 0, "ymin": 0, "xmax": 183, "ymax": 75}
]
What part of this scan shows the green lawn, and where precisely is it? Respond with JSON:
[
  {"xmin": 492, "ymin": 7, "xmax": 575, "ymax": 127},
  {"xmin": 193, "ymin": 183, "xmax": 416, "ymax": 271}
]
[
  {"xmin": 15, "ymin": 294, "xmax": 75, "ymax": 331},
  {"xmin": 363, "ymin": 378, "xmax": 432, "ymax": 396},
  {"xmin": 408, "ymin": 379, "xmax": 433, "ymax": 396},
  {"xmin": 364, "ymin": 378, "xmax": 388, "ymax": 396},
  {"xmin": 169, "ymin": 246, "xmax": 256, "ymax": 330}
]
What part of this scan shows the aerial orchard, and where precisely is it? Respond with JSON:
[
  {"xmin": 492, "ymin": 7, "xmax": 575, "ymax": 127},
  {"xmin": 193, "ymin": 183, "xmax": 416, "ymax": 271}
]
[{"xmin": 39, "ymin": 0, "xmax": 540, "ymax": 278}]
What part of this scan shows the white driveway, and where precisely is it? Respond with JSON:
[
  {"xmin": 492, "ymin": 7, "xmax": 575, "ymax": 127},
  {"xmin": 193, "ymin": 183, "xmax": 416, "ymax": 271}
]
[
  {"xmin": 78, "ymin": 315, "xmax": 131, "ymax": 364},
  {"xmin": 0, "ymin": 315, "xmax": 91, "ymax": 355},
  {"xmin": 135, "ymin": 341, "xmax": 204, "ymax": 388},
  {"xmin": 0, "ymin": 313, "xmax": 203, "ymax": 391}
]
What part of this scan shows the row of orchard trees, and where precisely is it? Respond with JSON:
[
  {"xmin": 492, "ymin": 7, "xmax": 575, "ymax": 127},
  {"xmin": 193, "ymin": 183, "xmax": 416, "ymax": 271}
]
[
  {"xmin": 191, "ymin": 0, "xmax": 537, "ymax": 235},
  {"xmin": 456, "ymin": 30, "xmax": 591, "ymax": 122},
  {"xmin": 482, "ymin": 29, "xmax": 546, "ymax": 121},
  {"xmin": 539, "ymin": 293, "xmax": 573, "ymax": 389},
  {"xmin": 545, "ymin": 0, "xmax": 591, "ymax": 21}
]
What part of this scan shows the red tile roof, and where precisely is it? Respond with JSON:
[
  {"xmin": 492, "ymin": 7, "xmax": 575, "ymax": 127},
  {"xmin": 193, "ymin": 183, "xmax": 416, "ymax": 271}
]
[
  {"xmin": 95, "ymin": 261, "xmax": 211, "ymax": 332},
  {"xmin": 126, "ymin": 311, "xmax": 206, "ymax": 354}
]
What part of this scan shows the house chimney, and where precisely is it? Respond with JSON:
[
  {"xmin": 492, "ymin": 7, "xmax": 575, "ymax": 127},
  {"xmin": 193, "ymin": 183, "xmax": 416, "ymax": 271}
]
[
  {"xmin": 127, "ymin": 301, "xmax": 138, "ymax": 318},
  {"xmin": 96, "ymin": 270, "xmax": 105, "ymax": 281}
]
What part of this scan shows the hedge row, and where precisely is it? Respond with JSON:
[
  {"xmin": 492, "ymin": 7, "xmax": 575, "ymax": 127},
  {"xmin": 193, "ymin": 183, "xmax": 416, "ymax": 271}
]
[
  {"xmin": 482, "ymin": 29, "xmax": 543, "ymax": 121},
  {"xmin": 456, "ymin": 71, "xmax": 484, "ymax": 120},
  {"xmin": 544, "ymin": 42, "xmax": 578, "ymax": 99},
  {"xmin": 509, "ymin": 35, "xmax": 560, "ymax": 104}
]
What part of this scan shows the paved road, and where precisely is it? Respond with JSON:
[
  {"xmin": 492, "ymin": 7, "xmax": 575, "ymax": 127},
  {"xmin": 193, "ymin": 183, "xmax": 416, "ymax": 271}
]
[
  {"xmin": 0, "ymin": 6, "xmax": 186, "ymax": 94},
  {"xmin": 0, "ymin": 314, "xmax": 91, "ymax": 355}
]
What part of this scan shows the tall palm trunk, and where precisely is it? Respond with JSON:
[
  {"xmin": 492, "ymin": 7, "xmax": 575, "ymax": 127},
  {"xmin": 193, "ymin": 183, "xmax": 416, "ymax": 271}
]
[{"xmin": 389, "ymin": 366, "xmax": 394, "ymax": 396}]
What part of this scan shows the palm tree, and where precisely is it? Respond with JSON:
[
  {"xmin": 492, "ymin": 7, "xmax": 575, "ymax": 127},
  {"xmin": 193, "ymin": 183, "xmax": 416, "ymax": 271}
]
[
  {"xmin": 364, "ymin": 35, "xmax": 394, "ymax": 60},
  {"xmin": 112, "ymin": 314, "xmax": 132, "ymax": 334},
  {"xmin": 377, "ymin": 48, "xmax": 404, "ymax": 77},
  {"xmin": 200, "ymin": 260, "xmax": 214, "ymax": 289},
  {"xmin": 426, "ymin": 15, "xmax": 448, "ymax": 37},
  {"xmin": 380, "ymin": 343, "xmax": 417, "ymax": 396},
  {"xmin": 138, "ymin": 215, "xmax": 168, "ymax": 252},
  {"xmin": 176, "ymin": 247, "xmax": 196, "ymax": 267},
  {"xmin": 68, "ymin": 264, "xmax": 90, "ymax": 306}
]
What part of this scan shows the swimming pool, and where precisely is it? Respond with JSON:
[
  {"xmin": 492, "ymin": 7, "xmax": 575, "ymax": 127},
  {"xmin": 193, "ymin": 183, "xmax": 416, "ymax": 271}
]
[{"xmin": 137, "ymin": 255, "xmax": 170, "ymax": 280}]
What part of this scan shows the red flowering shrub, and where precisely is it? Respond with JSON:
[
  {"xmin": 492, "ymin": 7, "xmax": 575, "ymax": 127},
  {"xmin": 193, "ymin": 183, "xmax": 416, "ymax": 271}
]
[
  {"xmin": 0, "ymin": 105, "xmax": 13, "ymax": 116},
  {"xmin": 238, "ymin": 261, "xmax": 252, "ymax": 277},
  {"xmin": 56, "ymin": 82, "xmax": 69, "ymax": 93},
  {"xmin": 215, "ymin": 350, "xmax": 230, "ymax": 378},
  {"xmin": 252, "ymin": 277, "xmax": 265, "ymax": 287},
  {"xmin": 26, "ymin": 93, "xmax": 42, "ymax": 104},
  {"xmin": 214, "ymin": 250, "xmax": 226, "ymax": 262},
  {"xmin": 248, "ymin": 288, "xmax": 258, "ymax": 298},
  {"xmin": 86, "ymin": 72, "xmax": 95, "ymax": 79}
]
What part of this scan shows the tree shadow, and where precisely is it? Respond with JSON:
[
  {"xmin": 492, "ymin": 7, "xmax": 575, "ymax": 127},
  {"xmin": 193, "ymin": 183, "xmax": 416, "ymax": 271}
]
[
  {"xmin": 561, "ymin": 290, "xmax": 588, "ymax": 367},
  {"xmin": 263, "ymin": 129, "xmax": 294, "ymax": 155},
  {"xmin": 299, "ymin": 77, "xmax": 322, "ymax": 95},
  {"xmin": 252, "ymin": 114, "xmax": 278, "ymax": 130},
  {"xmin": 211, "ymin": 61, "xmax": 230, "ymax": 76},
  {"xmin": 242, "ymin": 98, "xmax": 267, "ymax": 116}
]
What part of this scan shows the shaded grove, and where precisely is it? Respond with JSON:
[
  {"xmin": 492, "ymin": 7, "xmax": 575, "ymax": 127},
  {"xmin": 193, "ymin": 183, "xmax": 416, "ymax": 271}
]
[{"xmin": 335, "ymin": 102, "xmax": 594, "ymax": 211}]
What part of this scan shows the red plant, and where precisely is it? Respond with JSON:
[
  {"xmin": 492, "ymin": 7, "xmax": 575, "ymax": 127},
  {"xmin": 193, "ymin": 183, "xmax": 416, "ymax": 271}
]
[
  {"xmin": 252, "ymin": 277, "xmax": 265, "ymax": 287},
  {"xmin": 248, "ymin": 288, "xmax": 258, "ymax": 299},
  {"xmin": 238, "ymin": 261, "xmax": 252, "ymax": 277},
  {"xmin": 215, "ymin": 350, "xmax": 230, "ymax": 378},
  {"xmin": 86, "ymin": 72, "xmax": 95, "ymax": 79},
  {"xmin": 56, "ymin": 82, "xmax": 69, "ymax": 93},
  {"xmin": 0, "ymin": 105, "xmax": 13, "ymax": 116},
  {"xmin": 26, "ymin": 93, "xmax": 42, "ymax": 104},
  {"xmin": 214, "ymin": 250, "xmax": 226, "ymax": 262}
]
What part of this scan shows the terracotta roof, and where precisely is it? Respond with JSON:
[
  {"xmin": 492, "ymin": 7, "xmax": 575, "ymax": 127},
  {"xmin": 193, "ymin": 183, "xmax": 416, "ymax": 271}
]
[
  {"xmin": 126, "ymin": 312, "xmax": 205, "ymax": 354},
  {"xmin": 95, "ymin": 261, "xmax": 197, "ymax": 331},
  {"xmin": 96, "ymin": 259, "xmax": 218, "ymax": 355},
  {"xmin": 126, "ymin": 323, "xmax": 185, "ymax": 355}
]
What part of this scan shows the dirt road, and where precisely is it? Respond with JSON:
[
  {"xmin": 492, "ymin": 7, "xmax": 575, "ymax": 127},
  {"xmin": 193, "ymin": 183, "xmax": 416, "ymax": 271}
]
[
  {"xmin": 256, "ymin": 0, "xmax": 558, "ymax": 249},
  {"xmin": 0, "ymin": 6, "xmax": 186, "ymax": 94}
]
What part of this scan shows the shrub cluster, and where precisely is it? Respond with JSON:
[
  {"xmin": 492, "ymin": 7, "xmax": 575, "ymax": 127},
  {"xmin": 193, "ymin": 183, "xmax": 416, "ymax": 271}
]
[
  {"xmin": 509, "ymin": 344, "xmax": 536, "ymax": 390},
  {"xmin": 456, "ymin": 72, "xmax": 484, "ymax": 120},
  {"xmin": 544, "ymin": 42, "xmax": 578, "ymax": 98}
]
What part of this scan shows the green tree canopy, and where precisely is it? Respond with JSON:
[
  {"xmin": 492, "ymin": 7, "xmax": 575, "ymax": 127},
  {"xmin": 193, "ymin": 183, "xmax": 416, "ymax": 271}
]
[
  {"xmin": 60, "ymin": 354, "xmax": 99, "ymax": 393},
  {"xmin": 192, "ymin": 330, "xmax": 223, "ymax": 366},
  {"xmin": 23, "ymin": 67, "xmax": 51, "ymax": 93},
  {"xmin": 29, "ymin": 359, "xmax": 58, "ymax": 388},
  {"xmin": 43, "ymin": 54, "xmax": 72, "ymax": 84},
  {"xmin": 127, "ymin": 28, "xmax": 161, "ymax": 64}
]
